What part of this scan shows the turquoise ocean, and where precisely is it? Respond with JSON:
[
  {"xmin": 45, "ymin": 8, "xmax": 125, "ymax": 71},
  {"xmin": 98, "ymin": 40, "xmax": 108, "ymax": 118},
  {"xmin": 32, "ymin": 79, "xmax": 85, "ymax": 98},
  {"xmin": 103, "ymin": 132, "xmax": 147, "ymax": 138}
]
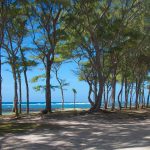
[
  {"xmin": 2, "ymin": 100, "xmax": 144, "ymax": 114},
  {"xmin": 2, "ymin": 102, "xmax": 91, "ymax": 113}
]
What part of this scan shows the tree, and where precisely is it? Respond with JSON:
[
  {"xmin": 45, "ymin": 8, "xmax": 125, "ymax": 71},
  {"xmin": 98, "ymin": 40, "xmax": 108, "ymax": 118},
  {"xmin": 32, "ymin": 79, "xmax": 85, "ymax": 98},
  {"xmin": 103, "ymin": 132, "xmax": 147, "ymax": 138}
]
[
  {"xmin": 2, "ymin": 3, "xmax": 27, "ymax": 116},
  {"xmin": 66, "ymin": 0, "xmax": 144, "ymax": 111},
  {"xmin": 72, "ymin": 88, "xmax": 77, "ymax": 110},
  {"xmin": 52, "ymin": 59, "xmax": 69, "ymax": 110},
  {"xmin": 29, "ymin": 0, "xmax": 70, "ymax": 112},
  {"xmin": 0, "ymin": 0, "xmax": 11, "ymax": 115}
]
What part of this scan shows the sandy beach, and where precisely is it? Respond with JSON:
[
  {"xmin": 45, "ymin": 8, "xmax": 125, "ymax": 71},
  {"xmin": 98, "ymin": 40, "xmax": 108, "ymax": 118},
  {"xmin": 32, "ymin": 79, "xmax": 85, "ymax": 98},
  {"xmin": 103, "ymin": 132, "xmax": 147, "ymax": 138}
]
[{"xmin": 0, "ymin": 109, "xmax": 150, "ymax": 150}]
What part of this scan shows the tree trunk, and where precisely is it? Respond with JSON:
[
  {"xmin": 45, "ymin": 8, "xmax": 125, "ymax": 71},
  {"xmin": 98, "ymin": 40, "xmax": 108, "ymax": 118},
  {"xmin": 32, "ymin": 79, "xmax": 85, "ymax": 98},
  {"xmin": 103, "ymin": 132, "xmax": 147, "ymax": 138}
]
[
  {"xmin": 129, "ymin": 83, "xmax": 133, "ymax": 110},
  {"xmin": 111, "ymin": 69, "xmax": 116, "ymax": 111},
  {"xmin": 135, "ymin": 79, "xmax": 140, "ymax": 109},
  {"xmin": 96, "ymin": 82, "xmax": 104, "ymax": 110},
  {"xmin": 104, "ymin": 84, "xmax": 108, "ymax": 110},
  {"xmin": 94, "ymin": 79, "xmax": 97, "ymax": 103},
  {"xmin": 12, "ymin": 66, "xmax": 18, "ymax": 116},
  {"xmin": 88, "ymin": 84, "xmax": 94, "ymax": 107},
  {"xmin": 91, "ymin": 80, "xmax": 104, "ymax": 111},
  {"xmin": 0, "ymin": 47, "xmax": 2, "ymax": 115},
  {"xmin": 24, "ymin": 70, "xmax": 29, "ymax": 114},
  {"xmin": 141, "ymin": 84, "xmax": 144, "ymax": 108},
  {"xmin": 45, "ymin": 53, "xmax": 51, "ymax": 112},
  {"xmin": 124, "ymin": 76, "xmax": 128, "ymax": 109},
  {"xmin": 104, "ymin": 84, "xmax": 107, "ymax": 109},
  {"xmin": 60, "ymin": 86, "xmax": 64, "ymax": 110},
  {"xmin": 20, "ymin": 48, "xmax": 30, "ymax": 114},
  {"xmin": 118, "ymin": 78, "xmax": 124, "ymax": 110},
  {"xmin": 18, "ymin": 71, "xmax": 22, "ymax": 114},
  {"xmin": 0, "ymin": 3, "xmax": 4, "ymax": 116},
  {"xmin": 146, "ymin": 88, "xmax": 150, "ymax": 107},
  {"xmin": 105, "ymin": 83, "xmax": 111, "ymax": 109},
  {"xmin": 55, "ymin": 69, "xmax": 65, "ymax": 110},
  {"xmin": 74, "ymin": 93, "xmax": 76, "ymax": 110}
]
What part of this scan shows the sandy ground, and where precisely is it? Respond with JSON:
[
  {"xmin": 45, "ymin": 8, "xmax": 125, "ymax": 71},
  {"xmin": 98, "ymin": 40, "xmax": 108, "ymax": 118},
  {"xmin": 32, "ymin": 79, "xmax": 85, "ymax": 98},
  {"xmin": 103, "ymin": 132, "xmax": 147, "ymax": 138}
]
[{"xmin": 0, "ymin": 109, "xmax": 150, "ymax": 150}]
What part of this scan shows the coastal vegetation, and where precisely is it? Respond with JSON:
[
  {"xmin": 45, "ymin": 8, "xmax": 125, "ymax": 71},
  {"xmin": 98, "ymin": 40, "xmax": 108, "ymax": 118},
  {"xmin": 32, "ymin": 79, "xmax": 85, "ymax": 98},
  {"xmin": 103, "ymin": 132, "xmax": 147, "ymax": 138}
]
[{"xmin": 0, "ymin": 0, "xmax": 149, "ymax": 116}]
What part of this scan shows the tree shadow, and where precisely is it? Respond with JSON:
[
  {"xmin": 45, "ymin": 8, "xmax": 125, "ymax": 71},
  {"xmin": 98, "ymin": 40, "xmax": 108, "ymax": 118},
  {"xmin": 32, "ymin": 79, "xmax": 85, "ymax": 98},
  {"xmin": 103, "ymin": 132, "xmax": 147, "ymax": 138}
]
[{"xmin": 0, "ymin": 111, "xmax": 150, "ymax": 150}]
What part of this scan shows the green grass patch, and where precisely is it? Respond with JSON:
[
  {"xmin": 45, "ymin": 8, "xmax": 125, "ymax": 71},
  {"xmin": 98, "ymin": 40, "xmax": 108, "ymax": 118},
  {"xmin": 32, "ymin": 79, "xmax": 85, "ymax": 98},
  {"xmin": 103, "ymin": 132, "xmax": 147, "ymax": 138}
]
[
  {"xmin": 0, "ymin": 122, "xmax": 39, "ymax": 135},
  {"xmin": 0, "ymin": 122, "xmax": 66, "ymax": 136}
]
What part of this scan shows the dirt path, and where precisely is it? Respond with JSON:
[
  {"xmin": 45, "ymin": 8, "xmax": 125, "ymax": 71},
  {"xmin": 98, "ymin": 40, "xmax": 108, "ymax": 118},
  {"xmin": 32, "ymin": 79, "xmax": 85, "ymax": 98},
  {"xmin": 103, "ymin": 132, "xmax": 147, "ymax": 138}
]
[{"xmin": 0, "ymin": 110, "xmax": 150, "ymax": 150}]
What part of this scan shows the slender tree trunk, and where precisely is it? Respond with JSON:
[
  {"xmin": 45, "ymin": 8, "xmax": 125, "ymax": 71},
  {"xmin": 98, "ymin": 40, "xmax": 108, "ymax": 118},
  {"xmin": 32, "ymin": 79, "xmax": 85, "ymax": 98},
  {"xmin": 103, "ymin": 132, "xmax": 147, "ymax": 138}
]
[
  {"xmin": 18, "ymin": 71, "xmax": 22, "ymax": 114},
  {"xmin": 12, "ymin": 66, "xmax": 18, "ymax": 116},
  {"xmin": 111, "ymin": 79, "xmax": 116, "ymax": 110},
  {"xmin": 106, "ymin": 83, "xmax": 111, "ymax": 109},
  {"xmin": 0, "ymin": 2, "xmax": 4, "ymax": 116},
  {"xmin": 55, "ymin": 70, "xmax": 65, "ymax": 110},
  {"xmin": 111, "ymin": 69, "xmax": 116, "ymax": 111},
  {"xmin": 24, "ymin": 70, "xmax": 29, "ymax": 114},
  {"xmin": 20, "ymin": 49, "xmax": 29, "ymax": 114},
  {"xmin": 94, "ymin": 79, "xmax": 97, "ymax": 103},
  {"xmin": 146, "ymin": 88, "xmax": 150, "ymax": 107},
  {"xmin": 45, "ymin": 53, "xmax": 51, "ymax": 112},
  {"xmin": 118, "ymin": 78, "xmax": 124, "ymax": 110},
  {"xmin": 74, "ymin": 93, "xmax": 76, "ymax": 110},
  {"xmin": 129, "ymin": 83, "xmax": 133, "ymax": 110},
  {"xmin": 88, "ymin": 84, "xmax": 94, "ymax": 107},
  {"xmin": 103, "ymin": 84, "xmax": 106, "ymax": 109},
  {"xmin": 105, "ymin": 84, "xmax": 109, "ymax": 110},
  {"xmin": 135, "ymin": 79, "xmax": 138, "ymax": 109},
  {"xmin": 141, "ymin": 84, "xmax": 144, "ymax": 108},
  {"xmin": 124, "ymin": 76, "xmax": 128, "ymax": 109},
  {"xmin": 121, "ymin": 86, "xmax": 123, "ymax": 105},
  {"xmin": 60, "ymin": 87, "xmax": 64, "ymax": 110},
  {"xmin": 135, "ymin": 79, "xmax": 140, "ymax": 109},
  {"xmin": 0, "ymin": 54, "xmax": 1, "ymax": 115}
]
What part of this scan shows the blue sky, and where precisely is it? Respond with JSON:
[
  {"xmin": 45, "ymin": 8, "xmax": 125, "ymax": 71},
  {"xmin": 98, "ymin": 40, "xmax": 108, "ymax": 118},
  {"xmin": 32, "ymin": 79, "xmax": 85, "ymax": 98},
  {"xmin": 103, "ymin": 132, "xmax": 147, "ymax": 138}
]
[
  {"xmin": 2, "ymin": 61, "xmax": 89, "ymax": 102},
  {"xmin": 2, "ymin": 61, "xmax": 149, "ymax": 103}
]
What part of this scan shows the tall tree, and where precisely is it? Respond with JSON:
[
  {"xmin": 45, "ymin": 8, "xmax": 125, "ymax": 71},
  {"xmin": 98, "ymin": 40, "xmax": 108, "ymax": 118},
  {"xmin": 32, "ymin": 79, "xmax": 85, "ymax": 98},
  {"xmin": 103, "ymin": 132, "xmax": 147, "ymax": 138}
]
[
  {"xmin": 0, "ymin": 0, "xmax": 10, "ymax": 115},
  {"xmin": 66, "ymin": 0, "xmax": 144, "ymax": 111},
  {"xmin": 29, "ymin": 0, "xmax": 70, "ymax": 112},
  {"xmin": 52, "ymin": 59, "xmax": 69, "ymax": 110},
  {"xmin": 2, "ymin": 3, "xmax": 27, "ymax": 116}
]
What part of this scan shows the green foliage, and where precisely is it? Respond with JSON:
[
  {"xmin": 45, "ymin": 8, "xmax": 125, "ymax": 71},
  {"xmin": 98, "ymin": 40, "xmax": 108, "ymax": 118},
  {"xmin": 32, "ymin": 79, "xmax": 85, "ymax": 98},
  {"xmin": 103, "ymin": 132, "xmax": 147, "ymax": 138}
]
[
  {"xmin": 72, "ymin": 88, "xmax": 77, "ymax": 94},
  {"xmin": 31, "ymin": 74, "xmax": 46, "ymax": 83},
  {"xmin": 1, "ymin": 0, "xmax": 150, "ymax": 111}
]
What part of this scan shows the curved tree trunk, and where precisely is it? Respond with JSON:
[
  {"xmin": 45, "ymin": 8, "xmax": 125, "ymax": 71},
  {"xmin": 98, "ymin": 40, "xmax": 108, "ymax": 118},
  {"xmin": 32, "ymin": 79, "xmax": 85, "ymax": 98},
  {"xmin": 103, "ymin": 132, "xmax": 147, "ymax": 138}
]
[
  {"xmin": 55, "ymin": 69, "xmax": 65, "ymax": 110},
  {"xmin": 106, "ymin": 83, "xmax": 111, "ymax": 109},
  {"xmin": 88, "ymin": 84, "xmax": 94, "ymax": 107},
  {"xmin": 118, "ymin": 78, "xmax": 124, "ymax": 110},
  {"xmin": 90, "ymin": 80, "xmax": 104, "ymax": 112},
  {"xmin": 20, "ymin": 48, "xmax": 30, "ymax": 114}
]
